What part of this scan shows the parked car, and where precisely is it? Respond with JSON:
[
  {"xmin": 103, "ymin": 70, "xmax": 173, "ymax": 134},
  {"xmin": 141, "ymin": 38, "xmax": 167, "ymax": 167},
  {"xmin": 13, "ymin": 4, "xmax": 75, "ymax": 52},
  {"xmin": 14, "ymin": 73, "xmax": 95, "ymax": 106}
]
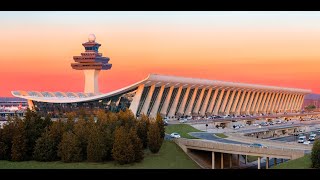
[
  {"xmin": 170, "ymin": 132, "xmax": 181, "ymax": 138},
  {"xmin": 179, "ymin": 119, "xmax": 187, "ymax": 123},
  {"xmin": 309, "ymin": 134, "xmax": 316, "ymax": 141},
  {"xmin": 252, "ymin": 123, "xmax": 259, "ymax": 126},
  {"xmin": 249, "ymin": 143, "xmax": 267, "ymax": 148},
  {"xmin": 303, "ymin": 141, "xmax": 311, "ymax": 145},
  {"xmin": 298, "ymin": 136, "xmax": 306, "ymax": 143},
  {"xmin": 163, "ymin": 120, "xmax": 168, "ymax": 126}
]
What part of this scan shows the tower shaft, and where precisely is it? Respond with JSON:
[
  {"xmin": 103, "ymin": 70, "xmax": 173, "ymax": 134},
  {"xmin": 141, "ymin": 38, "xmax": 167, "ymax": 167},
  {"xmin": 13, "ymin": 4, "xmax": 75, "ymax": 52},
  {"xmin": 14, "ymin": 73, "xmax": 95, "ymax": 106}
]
[{"xmin": 84, "ymin": 69, "xmax": 100, "ymax": 94}]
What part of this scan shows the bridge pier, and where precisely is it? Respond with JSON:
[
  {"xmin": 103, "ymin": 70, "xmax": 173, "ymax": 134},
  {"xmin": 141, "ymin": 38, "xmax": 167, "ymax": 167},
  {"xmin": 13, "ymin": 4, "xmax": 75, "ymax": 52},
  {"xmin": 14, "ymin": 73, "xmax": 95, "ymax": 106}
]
[
  {"xmin": 212, "ymin": 152, "xmax": 215, "ymax": 169},
  {"xmin": 266, "ymin": 157, "xmax": 269, "ymax": 169},
  {"xmin": 245, "ymin": 155, "xmax": 247, "ymax": 164},
  {"xmin": 258, "ymin": 157, "xmax": 261, "ymax": 169},
  {"xmin": 221, "ymin": 152, "xmax": 224, "ymax": 169},
  {"xmin": 229, "ymin": 154, "xmax": 232, "ymax": 168}
]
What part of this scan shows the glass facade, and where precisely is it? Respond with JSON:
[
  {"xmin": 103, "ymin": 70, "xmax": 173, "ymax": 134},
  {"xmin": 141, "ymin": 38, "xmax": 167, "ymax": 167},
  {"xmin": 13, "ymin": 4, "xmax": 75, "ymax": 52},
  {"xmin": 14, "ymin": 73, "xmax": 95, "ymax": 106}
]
[{"xmin": 33, "ymin": 87, "xmax": 138, "ymax": 117}]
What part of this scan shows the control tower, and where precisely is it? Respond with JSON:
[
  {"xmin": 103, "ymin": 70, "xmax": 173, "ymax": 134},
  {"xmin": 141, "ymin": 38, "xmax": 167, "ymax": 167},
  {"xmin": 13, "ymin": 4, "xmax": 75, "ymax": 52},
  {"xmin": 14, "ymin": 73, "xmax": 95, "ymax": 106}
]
[{"xmin": 71, "ymin": 34, "xmax": 112, "ymax": 94}]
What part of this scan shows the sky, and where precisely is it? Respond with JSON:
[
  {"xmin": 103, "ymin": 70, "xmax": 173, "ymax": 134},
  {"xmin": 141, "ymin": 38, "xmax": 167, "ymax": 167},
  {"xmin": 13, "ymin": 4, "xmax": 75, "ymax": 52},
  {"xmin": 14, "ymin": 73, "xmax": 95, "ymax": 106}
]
[{"xmin": 0, "ymin": 11, "xmax": 320, "ymax": 97}]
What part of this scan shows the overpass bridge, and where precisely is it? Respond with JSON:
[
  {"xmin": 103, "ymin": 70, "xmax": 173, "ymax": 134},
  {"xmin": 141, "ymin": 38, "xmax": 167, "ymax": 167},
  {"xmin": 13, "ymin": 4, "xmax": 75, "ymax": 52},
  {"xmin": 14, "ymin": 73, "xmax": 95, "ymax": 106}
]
[{"xmin": 174, "ymin": 137, "xmax": 305, "ymax": 169}]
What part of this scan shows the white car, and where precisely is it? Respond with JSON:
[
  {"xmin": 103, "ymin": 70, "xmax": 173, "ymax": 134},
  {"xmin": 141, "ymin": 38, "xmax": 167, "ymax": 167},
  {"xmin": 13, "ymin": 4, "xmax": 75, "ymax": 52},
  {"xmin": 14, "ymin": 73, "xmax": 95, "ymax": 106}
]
[
  {"xmin": 179, "ymin": 119, "xmax": 187, "ymax": 123},
  {"xmin": 252, "ymin": 123, "xmax": 259, "ymax": 126},
  {"xmin": 309, "ymin": 134, "xmax": 316, "ymax": 141},
  {"xmin": 303, "ymin": 141, "xmax": 311, "ymax": 145},
  {"xmin": 170, "ymin": 132, "xmax": 181, "ymax": 138}
]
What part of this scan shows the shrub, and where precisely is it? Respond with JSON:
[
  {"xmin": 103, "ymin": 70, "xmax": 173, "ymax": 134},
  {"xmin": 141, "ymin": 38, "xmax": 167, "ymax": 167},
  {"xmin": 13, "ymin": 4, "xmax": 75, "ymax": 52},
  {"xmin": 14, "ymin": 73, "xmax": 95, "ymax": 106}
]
[
  {"xmin": 129, "ymin": 127, "xmax": 144, "ymax": 162},
  {"xmin": 136, "ymin": 114, "xmax": 150, "ymax": 148},
  {"xmin": 311, "ymin": 139, "xmax": 320, "ymax": 168},
  {"xmin": 112, "ymin": 126, "xmax": 135, "ymax": 164},
  {"xmin": 147, "ymin": 122, "xmax": 163, "ymax": 153},
  {"xmin": 156, "ymin": 113, "xmax": 165, "ymax": 139}
]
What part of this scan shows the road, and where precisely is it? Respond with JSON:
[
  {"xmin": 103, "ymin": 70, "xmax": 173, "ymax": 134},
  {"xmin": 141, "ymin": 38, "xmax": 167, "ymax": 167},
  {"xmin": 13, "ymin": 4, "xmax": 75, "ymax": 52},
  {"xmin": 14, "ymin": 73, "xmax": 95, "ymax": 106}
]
[{"xmin": 189, "ymin": 132, "xmax": 250, "ymax": 145}]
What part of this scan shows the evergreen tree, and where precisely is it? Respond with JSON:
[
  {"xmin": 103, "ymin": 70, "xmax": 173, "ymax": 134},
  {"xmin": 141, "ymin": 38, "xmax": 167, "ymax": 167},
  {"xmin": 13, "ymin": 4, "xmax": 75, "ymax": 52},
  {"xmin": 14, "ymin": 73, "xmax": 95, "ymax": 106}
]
[
  {"xmin": 136, "ymin": 114, "xmax": 149, "ymax": 148},
  {"xmin": 112, "ymin": 126, "xmax": 135, "ymax": 164},
  {"xmin": 155, "ymin": 113, "xmax": 165, "ymax": 139},
  {"xmin": 73, "ymin": 117, "xmax": 89, "ymax": 160},
  {"xmin": 33, "ymin": 129, "xmax": 56, "ymax": 161},
  {"xmin": 147, "ymin": 122, "xmax": 163, "ymax": 153},
  {"xmin": 11, "ymin": 120, "xmax": 27, "ymax": 161},
  {"xmin": 129, "ymin": 127, "xmax": 144, "ymax": 162},
  {"xmin": 0, "ymin": 118, "xmax": 16, "ymax": 160},
  {"xmin": 87, "ymin": 124, "xmax": 107, "ymax": 162},
  {"xmin": 58, "ymin": 131, "xmax": 83, "ymax": 162},
  {"xmin": 311, "ymin": 139, "xmax": 320, "ymax": 168}
]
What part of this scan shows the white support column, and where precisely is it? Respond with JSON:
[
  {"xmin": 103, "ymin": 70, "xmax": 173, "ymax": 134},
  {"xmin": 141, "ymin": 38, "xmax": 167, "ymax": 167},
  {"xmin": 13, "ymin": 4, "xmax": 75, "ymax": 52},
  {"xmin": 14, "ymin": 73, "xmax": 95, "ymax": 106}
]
[
  {"xmin": 84, "ymin": 69, "xmax": 100, "ymax": 94},
  {"xmin": 212, "ymin": 152, "xmax": 215, "ymax": 169},
  {"xmin": 219, "ymin": 89, "xmax": 231, "ymax": 115},
  {"xmin": 245, "ymin": 91, "xmax": 256, "ymax": 115},
  {"xmin": 177, "ymin": 87, "xmax": 191, "ymax": 115},
  {"xmin": 292, "ymin": 94, "xmax": 301, "ymax": 111},
  {"xmin": 235, "ymin": 90, "xmax": 247, "ymax": 115},
  {"xmin": 258, "ymin": 157, "xmax": 261, "ymax": 169},
  {"xmin": 207, "ymin": 88, "xmax": 219, "ymax": 114},
  {"xmin": 213, "ymin": 89, "xmax": 226, "ymax": 115},
  {"xmin": 266, "ymin": 93, "xmax": 276, "ymax": 114},
  {"xmin": 149, "ymin": 85, "xmax": 165, "ymax": 118},
  {"xmin": 274, "ymin": 93, "xmax": 284, "ymax": 113},
  {"xmin": 193, "ymin": 88, "xmax": 206, "ymax": 114},
  {"xmin": 240, "ymin": 91, "xmax": 252, "ymax": 114},
  {"xmin": 270, "ymin": 92, "xmax": 280, "ymax": 113},
  {"xmin": 221, "ymin": 153, "xmax": 224, "ymax": 169},
  {"xmin": 262, "ymin": 92, "xmax": 272, "ymax": 114},
  {"xmin": 250, "ymin": 91, "xmax": 261, "ymax": 114},
  {"xmin": 284, "ymin": 94, "xmax": 294, "ymax": 112},
  {"xmin": 160, "ymin": 86, "xmax": 174, "ymax": 116},
  {"xmin": 200, "ymin": 88, "xmax": 213, "ymax": 116},
  {"xmin": 297, "ymin": 95, "xmax": 305, "ymax": 111},
  {"xmin": 279, "ymin": 93, "xmax": 289, "ymax": 112},
  {"xmin": 167, "ymin": 86, "xmax": 183, "ymax": 117},
  {"xmin": 288, "ymin": 94, "xmax": 298, "ymax": 112},
  {"xmin": 294, "ymin": 94, "xmax": 303, "ymax": 111},
  {"xmin": 27, "ymin": 99, "xmax": 35, "ymax": 110},
  {"xmin": 258, "ymin": 92, "xmax": 269, "ymax": 114},
  {"xmin": 266, "ymin": 157, "xmax": 269, "ymax": 169},
  {"xmin": 129, "ymin": 84, "xmax": 145, "ymax": 116},
  {"xmin": 140, "ymin": 84, "xmax": 156, "ymax": 115},
  {"xmin": 230, "ymin": 89, "xmax": 242, "ymax": 114},
  {"xmin": 225, "ymin": 90, "xmax": 237, "ymax": 115},
  {"xmin": 185, "ymin": 87, "xmax": 199, "ymax": 116},
  {"xmin": 253, "ymin": 91, "xmax": 264, "ymax": 115}
]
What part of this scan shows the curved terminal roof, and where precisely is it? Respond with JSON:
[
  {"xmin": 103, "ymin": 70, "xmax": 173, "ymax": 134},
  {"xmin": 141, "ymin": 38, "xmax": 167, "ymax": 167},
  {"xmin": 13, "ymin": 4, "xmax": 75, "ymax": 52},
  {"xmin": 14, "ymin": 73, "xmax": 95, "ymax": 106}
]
[{"xmin": 11, "ymin": 74, "xmax": 312, "ymax": 103}]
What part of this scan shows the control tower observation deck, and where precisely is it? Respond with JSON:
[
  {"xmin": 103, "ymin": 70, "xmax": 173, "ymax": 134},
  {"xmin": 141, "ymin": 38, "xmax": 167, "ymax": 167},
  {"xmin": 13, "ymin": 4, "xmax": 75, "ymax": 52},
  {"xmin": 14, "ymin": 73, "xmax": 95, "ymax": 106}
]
[{"xmin": 71, "ymin": 34, "xmax": 112, "ymax": 94}]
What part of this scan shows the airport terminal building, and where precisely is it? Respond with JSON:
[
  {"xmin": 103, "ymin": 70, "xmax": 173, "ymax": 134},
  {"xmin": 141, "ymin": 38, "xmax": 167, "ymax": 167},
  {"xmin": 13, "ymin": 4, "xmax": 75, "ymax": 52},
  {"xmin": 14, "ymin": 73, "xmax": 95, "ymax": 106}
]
[{"xmin": 11, "ymin": 35, "xmax": 312, "ymax": 118}]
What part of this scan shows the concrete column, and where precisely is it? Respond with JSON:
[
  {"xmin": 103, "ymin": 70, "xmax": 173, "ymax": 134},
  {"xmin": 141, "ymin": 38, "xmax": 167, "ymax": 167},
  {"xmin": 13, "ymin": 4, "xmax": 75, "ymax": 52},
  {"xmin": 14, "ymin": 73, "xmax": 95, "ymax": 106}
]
[
  {"xmin": 225, "ymin": 90, "xmax": 237, "ymax": 115},
  {"xmin": 238, "ymin": 154, "xmax": 240, "ymax": 166},
  {"xmin": 240, "ymin": 91, "xmax": 252, "ymax": 114},
  {"xmin": 258, "ymin": 157, "xmax": 261, "ymax": 169},
  {"xmin": 193, "ymin": 88, "xmax": 206, "ymax": 114},
  {"xmin": 284, "ymin": 94, "xmax": 294, "ymax": 112},
  {"xmin": 295, "ymin": 94, "xmax": 303, "ymax": 111},
  {"xmin": 207, "ymin": 88, "xmax": 219, "ymax": 114},
  {"xmin": 167, "ymin": 86, "xmax": 183, "ymax": 117},
  {"xmin": 245, "ymin": 155, "xmax": 247, "ymax": 164},
  {"xmin": 160, "ymin": 86, "xmax": 175, "ymax": 116},
  {"xmin": 199, "ymin": 88, "xmax": 213, "ymax": 116},
  {"xmin": 212, "ymin": 151, "xmax": 215, "ymax": 169},
  {"xmin": 279, "ymin": 93, "xmax": 289, "ymax": 112},
  {"xmin": 177, "ymin": 87, "xmax": 191, "ymax": 115},
  {"xmin": 274, "ymin": 93, "xmax": 284, "ymax": 113},
  {"xmin": 213, "ymin": 89, "xmax": 226, "ymax": 115},
  {"xmin": 129, "ymin": 84, "xmax": 145, "ymax": 116},
  {"xmin": 235, "ymin": 90, "xmax": 247, "ymax": 115},
  {"xmin": 270, "ymin": 92, "xmax": 280, "ymax": 113},
  {"xmin": 266, "ymin": 93, "xmax": 276, "ymax": 114},
  {"xmin": 27, "ymin": 99, "xmax": 35, "ymax": 110},
  {"xmin": 229, "ymin": 154, "xmax": 232, "ymax": 168},
  {"xmin": 274, "ymin": 158, "xmax": 277, "ymax": 165},
  {"xmin": 288, "ymin": 94, "xmax": 298, "ymax": 112},
  {"xmin": 262, "ymin": 92, "xmax": 272, "ymax": 114},
  {"xmin": 219, "ymin": 89, "xmax": 231, "ymax": 114},
  {"xmin": 245, "ymin": 91, "xmax": 256, "ymax": 115},
  {"xmin": 266, "ymin": 157, "xmax": 269, "ymax": 169},
  {"xmin": 185, "ymin": 87, "xmax": 199, "ymax": 116},
  {"xmin": 84, "ymin": 69, "xmax": 100, "ymax": 94},
  {"xmin": 250, "ymin": 91, "xmax": 261, "ymax": 114},
  {"xmin": 253, "ymin": 91, "xmax": 264, "ymax": 115},
  {"xmin": 230, "ymin": 89, "xmax": 242, "ymax": 114},
  {"xmin": 258, "ymin": 92, "xmax": 269, "ymax": 114},
  {"xmin": 140, "ymin": 84, "xmax": 156, "ymax": 115},
  {"xmin": 292, "ymin": 94, "xmax": 301, "ymax": 111},
  {"xmin": 149, "ymin": 85, "xmax": 165, "ymax": 118},
  {"xmin": 298, "ymin": 95, "xmax": 305, "ymax": 111},
  {"xmin": 221, "ymin": 153, "xmax": 224, "ymax": 169}
]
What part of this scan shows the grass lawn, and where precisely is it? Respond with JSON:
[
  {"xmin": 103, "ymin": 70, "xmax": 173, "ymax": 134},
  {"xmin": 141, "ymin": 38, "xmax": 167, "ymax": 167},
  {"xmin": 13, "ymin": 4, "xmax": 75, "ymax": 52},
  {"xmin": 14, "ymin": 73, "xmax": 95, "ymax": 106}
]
[
  {"xmin": 271, "ymin": 154, "xmax": 311, "ymax": 169},
  {"xmin": 246, "ymin": 155, "xmax": 258, "ymax": 163},
  {"xmin": 214, "ymin": 133, "xmax": 228, "ymax": 138},
  {"xmin": 165, "ymin": 124, "xmax": 201, "ymax": 139},
  {"xmin": 0, "ymin": 140, "xmax": 200, "ymax": 169}
]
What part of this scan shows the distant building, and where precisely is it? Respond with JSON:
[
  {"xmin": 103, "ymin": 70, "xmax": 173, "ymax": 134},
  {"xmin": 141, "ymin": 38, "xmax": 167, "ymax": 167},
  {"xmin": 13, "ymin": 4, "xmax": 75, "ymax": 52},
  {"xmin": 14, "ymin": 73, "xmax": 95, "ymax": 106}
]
[{"xmin": 11, "ymin": 35, "xmax": 312, "ymax": 118}]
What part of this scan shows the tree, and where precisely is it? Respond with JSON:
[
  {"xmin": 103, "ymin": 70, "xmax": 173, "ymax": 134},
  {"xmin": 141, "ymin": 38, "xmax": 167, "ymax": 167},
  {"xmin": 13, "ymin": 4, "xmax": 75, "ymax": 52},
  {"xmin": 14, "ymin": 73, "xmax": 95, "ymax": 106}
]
[
  {"xmin": 129, "ymin": 127, "xmax": 144, "ymax": 162},
  {"xmin": 112, "ymin": 126, "xmax": 135, "ymax": 164},
  {"xmin": 11, "ymin": 120, "xmax": 27, "ymax": 161},
  {"xmin": 86, "ymin": 124, "xmax": 108, "ymax": 162},
  {"xmin": 0, "ymin": 118, "xmax": 16, "ymax": 160},
  {"xmin": 147, "ymin": 122, "xmax": 163, "ymax": 153},
  {"xmin": 33, "ymin": 129, "xmax": 57, "ymax": 161},
  {"xmin": 73, "ymin": 117, "xmax": 89, "ymax": 160},
  {"xmin": 136, "ymin": 114, "xmax": 150, "ymax": 148},
  {"xmin": 305, "ymin": 104, "xmax": 316, "ymax": 112},
  {"xmin": 311, "ymin": 139, "xmax": 320, "ymax": 168},
  {"xmin": 58, "ymin": 131, "xmax": 83, "ymax": 162},
  {"xmin": 155, "ymin": 113, "xmax": 165, "ymax": 139}
]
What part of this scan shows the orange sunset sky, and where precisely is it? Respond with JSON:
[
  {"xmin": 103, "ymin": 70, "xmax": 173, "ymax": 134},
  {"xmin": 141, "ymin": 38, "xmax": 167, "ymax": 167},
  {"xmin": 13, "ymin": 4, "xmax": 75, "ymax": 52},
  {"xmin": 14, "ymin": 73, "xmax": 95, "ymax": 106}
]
[{"xmin": 0, "ymin": 11, "xmax": 320, "ymax": 97}]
